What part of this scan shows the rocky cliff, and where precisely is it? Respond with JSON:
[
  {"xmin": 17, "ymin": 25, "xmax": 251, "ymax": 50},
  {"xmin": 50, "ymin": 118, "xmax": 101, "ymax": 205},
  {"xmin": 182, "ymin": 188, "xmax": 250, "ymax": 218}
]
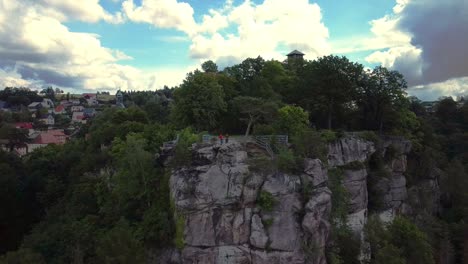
[{"xmin": 163, "ymin": 135, "xmax": 419, "ymax": 264}]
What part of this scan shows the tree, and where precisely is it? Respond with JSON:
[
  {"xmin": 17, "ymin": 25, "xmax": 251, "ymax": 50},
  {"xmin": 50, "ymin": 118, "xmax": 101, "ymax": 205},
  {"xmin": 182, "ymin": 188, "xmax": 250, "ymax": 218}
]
[
  {"xmin": 95, "ymin": 220, "xmax": 145, "ymax": 264},
  {"xmin": 110, "ymin": 134, "xmax": 157, "ymax": 211},
  {"xmin": 299, "ymin": 55, "xmax": 364, "ymax": 129},
  {"xmin": 40, "ymin": 87, "xmax": 55, "ymax": 100},
  {"xmin": 365, "ymin": 216, "xmax": 434, "ymax": 264},
  {"xmin": 0, "ymin": 248, "xmax": 45, "ymax": 264},
  {"xmin": 172, "ymin": 70, "xmax": 227, "ymax": 131},
  {"xmin": 388, "ymin": 217, "xmax": 434, "ymax": 264},
  {"xmin": 356, "ymin": 66, "xmax": 408, "ymax": 133},
  {"xmin": 201, "ymin": 60, "xmax": 218, "ymax": 73},
  {"xmin": 224, "ymin": 56, "xmax": 265, "ymax": 82},
  {"xmin": 0, "ymin": 124, "xmax": 28, "ymax": 152},
  {"xmin": 275, "ymin": 105, "xmax": 309, "ymax": 135},
  {"xmin": 233, "ymin": 96, "xmax": 278, "ymax": 136}
]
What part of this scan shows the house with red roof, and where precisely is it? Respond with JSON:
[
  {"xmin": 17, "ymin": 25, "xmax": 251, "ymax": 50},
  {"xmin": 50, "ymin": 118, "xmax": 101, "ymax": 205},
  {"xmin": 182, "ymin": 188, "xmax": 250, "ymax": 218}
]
[
  {"xmin": 54, "ymin": 105, "xmax": 66, "ymax": 114},
  {"xmin": 15, "ymin": 122, "xmax": 33, "ymax": 130},
  {"xmin": 14, "ymin": 122, "xmax": 34, "ymax": 135},
  {"xmin": 72, "ymin": 111, "xmax": 86, "ymax": 124},
  {"xmin": 33, "ymin": 129, "xmax": 67, "ymax": 145}
]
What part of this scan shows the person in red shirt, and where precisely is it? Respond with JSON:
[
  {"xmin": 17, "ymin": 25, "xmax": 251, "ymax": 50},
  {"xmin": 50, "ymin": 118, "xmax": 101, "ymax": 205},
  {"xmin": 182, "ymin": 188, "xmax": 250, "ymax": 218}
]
[{"xmin": 218, "ymin": 134, "xmax": 224, "ymax": 144}]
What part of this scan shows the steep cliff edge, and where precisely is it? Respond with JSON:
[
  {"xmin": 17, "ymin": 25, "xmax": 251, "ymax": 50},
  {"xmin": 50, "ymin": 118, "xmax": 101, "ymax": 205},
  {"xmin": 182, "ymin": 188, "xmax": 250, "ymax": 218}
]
[
  {"xmin": 168, "ymin": 141, "xmax": 331, "ymax": 263},
  {"xmin": 164, "ymin": 135, "xmax": 422, "ymax": 264}
]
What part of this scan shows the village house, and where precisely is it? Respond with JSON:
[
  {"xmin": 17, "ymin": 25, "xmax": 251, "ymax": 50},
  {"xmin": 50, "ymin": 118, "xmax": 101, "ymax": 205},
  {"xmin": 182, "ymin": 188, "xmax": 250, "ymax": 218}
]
[
  {"xmin": 40, "ymin": 114, "xmax": 55, "ymax": 126},
  {"xmin": 28, "ymin": 98, "xmax": 55, "ymax": 111},
  {"xmin": 0, "ymin": 140, "xmax": 28, "ymax": 156},
  {"xmin": 71, "ymin": 105, "xmax": 84, "ymax": 112},
  {"xmin": 14, "ymin": 122, "xmax": 34, "ymax": 136},
  {"xmin": 59, "ymin": 100, "xmax": 72, "ymax": 107},
  {"xmin": 33, "ymin": 129, "xmax": 67, "ymax": 145},
  {"xmin": 72, "ymin": 111, "xmax": 86, "ymax": 124},
  {"xmin": 83, "ymin": 108, "xmax": 96, "ymax": 118},
  {"xmin": 54, "ymin": 105, "xmax": 66, "ymax": 114},
  {"xmin": 83, "ymin": 93, "xmax": 98, "ymax": 106}
]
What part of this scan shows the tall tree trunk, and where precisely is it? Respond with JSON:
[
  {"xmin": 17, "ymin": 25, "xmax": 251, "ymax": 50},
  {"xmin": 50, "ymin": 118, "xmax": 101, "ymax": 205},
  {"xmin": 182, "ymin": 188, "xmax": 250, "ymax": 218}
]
[{"xmin": 245, "ymin": 119, "xmax": 253, "ymax": 137}]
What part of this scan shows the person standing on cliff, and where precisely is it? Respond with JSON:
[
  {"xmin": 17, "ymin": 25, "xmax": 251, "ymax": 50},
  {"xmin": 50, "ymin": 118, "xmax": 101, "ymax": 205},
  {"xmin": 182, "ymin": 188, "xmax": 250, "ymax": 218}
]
[
  {"xmin": 219, "ymin": 133, "xmax": 224, "ymax": 144},
  {"xmin": 225, "ymin": 134, "xmax": 229, "ymax": 143}
]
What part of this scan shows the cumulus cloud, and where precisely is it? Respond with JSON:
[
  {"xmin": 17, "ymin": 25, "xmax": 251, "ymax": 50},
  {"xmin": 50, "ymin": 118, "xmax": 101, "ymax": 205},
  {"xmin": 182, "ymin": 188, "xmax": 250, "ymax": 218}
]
[
  {"xmin": 408, "ymin": 77, "xmax": 468, "ymax": 101},
  {"xmin": 399, "ymin": 0, "xmax": 468, "ymax": 85},
  {"xmin": 0, "ymin": 1, "xmax": 171, "ymax": 92},
  {"xmin": 189, "ymin": 0, "xmax": 331, "ymax": 65},
  {"xmin": 363, "ymin": 0, "xmax": 468, "ymax": 99},
  {"xmin": 122, "ymin": 0, "xmax": 197, "ymax": 33}
]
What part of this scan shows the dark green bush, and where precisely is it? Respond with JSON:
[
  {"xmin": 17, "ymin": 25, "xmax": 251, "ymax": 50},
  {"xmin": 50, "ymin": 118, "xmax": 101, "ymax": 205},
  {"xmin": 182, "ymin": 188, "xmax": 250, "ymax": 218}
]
[
  {"xmin": 276, "ymin": 147, "xmax": 297, "ymax": 173},
  {"xmin": 257, "ymin": 191, "xmax": 277, "ymax": 212},
  {"xmin": 292, "ymin": 128, "xmax": 327, "ymax": 162},
  {"xmin": 359, "ymin": 131, "xmax": 380, "ymax": 144},
  {"xmin": 320, "ymin": 129, "xmax": 337, "ymax": 143}
]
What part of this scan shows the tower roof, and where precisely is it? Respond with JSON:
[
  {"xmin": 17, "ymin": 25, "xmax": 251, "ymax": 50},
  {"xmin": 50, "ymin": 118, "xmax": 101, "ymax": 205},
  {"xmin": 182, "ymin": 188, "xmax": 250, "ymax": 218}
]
[{"xmin": 287, "ymin": 50, "xmax": 305, "ymax": 56}]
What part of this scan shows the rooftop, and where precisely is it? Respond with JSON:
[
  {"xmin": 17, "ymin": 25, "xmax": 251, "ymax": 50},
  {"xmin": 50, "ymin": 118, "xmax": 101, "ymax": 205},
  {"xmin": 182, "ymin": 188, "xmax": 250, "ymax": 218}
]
[{"xmin": 287, "ymin": 50, "xmax": 305, "ymax": 56}]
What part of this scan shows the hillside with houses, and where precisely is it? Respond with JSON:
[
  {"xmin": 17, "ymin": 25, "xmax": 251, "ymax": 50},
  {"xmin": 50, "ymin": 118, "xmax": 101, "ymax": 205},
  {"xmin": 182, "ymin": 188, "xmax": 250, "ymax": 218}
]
[{"xmin": 0, "ymin": 88, "xmax": 125, "ymax": 156}]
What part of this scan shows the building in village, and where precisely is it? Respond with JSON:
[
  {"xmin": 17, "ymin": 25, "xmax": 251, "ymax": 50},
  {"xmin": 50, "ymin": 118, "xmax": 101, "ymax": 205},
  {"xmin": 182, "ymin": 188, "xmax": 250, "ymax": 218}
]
[
  {"xmin": 72, "ymin": 111, "xmax": 86, "ymax": 124},
  {"xmin": 54, "ymin": 105, "xmax": 66, "ymax": 114},
  {"xmin": 83, "ymin": 93, "xmax": 98, "ymax": 106},
  {"xmin": 71, "ymin": 105, "xmax": 84, "ymax": 112},
  {"xmin": 116, "ymin": 90, "xmax": 125, "ymax": 108},
  {"xmin": 28, "ymin": 98, "xmax": 55, "ymax": 111},
  {"xmin": 40, "ymin": 114, "xmax": 55, "ymax": 126}
]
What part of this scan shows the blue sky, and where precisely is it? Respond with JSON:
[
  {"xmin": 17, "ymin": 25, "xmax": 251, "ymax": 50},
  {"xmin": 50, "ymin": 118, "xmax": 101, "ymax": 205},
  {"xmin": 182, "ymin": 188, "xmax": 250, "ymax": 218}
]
[{"xmin": 0, "ymin": 0, "xmax": 467, "ymax": 100}]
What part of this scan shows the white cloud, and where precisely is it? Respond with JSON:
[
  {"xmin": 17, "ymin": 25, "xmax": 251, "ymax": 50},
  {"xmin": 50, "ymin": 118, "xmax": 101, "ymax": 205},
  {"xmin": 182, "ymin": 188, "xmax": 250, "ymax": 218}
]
[
  {"xmin": 189, "ymin": 0, "xmax": 331, "ymax": 64},
  {"xmin": 366, "ymin": 46, "xmax": 423, "ymax": 84},
  {"xmin": 408, "ymin": 77, "xmax": 468, "ymax": 101},
  {"xmin": 0, "ymin": 1, "xmax": 173, "ymax": 92},
  {"xmin": 363, "ymin": 4, "xmax": 423, "ymax": 85},
  {"xmin": 363, "ymin": 0, "xmax": 468, "ymax": 99},
  {"xmin": 38, "ymin": 0, "xmax": 123, "ymax": 23},
  {"xmin": 122, "ymin": 0, "xmax": 197, "ymax": 34},
  {"xmin": 0, "ymin": 69, "xmax": 35, "ymax": 88}
]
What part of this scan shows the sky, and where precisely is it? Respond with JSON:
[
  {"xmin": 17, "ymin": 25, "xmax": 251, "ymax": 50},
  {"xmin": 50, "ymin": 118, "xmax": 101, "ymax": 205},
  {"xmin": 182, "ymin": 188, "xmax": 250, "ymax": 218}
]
[{"xmin": 0, "ymin": 0, "xmax": 467, "ymax": 101}]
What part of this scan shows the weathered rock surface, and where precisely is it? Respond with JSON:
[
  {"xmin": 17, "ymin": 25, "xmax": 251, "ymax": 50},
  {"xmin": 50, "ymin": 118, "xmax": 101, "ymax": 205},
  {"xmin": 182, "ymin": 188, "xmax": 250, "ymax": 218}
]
[
  {"xmin": 249, "ymin": 214, "xmax": 268, "ymax": 249},
  {"xmin": 302, "ymin": 158, "xmax": 327, "ymax": 187},
  {"xmin": 166, "ymin": 135, "xmax": 420, "ymax": 264},
  {"xmin": 170, "ymin": 141, "xmax": 331, "ymax": 264},
  {"xmin": 342, "ymin": 169, "xmax": 368, "ymax": 213},
  {"xmin": 328, "ymin": 137, "xmax": 375, "ymax": 167}
]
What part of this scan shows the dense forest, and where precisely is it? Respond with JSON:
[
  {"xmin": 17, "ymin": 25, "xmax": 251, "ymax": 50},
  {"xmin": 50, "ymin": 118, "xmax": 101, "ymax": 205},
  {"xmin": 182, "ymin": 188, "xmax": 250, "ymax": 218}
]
[{"xmin": 0, "ymin": 55, "xmax": 467, "ymax": 264}]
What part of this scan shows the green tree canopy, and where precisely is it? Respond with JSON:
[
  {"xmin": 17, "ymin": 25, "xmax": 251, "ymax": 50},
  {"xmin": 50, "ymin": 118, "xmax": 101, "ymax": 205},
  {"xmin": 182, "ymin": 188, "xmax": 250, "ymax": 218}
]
[
  {"xmin": 274, "ymin": 105, "xmax": 309, "ymax": 135},
  {"xmin": 172, "ymin": 70, "xmax": 227, "ymax": 131},
  {"xmin": 233, "ymin": 96, "xmax": 278, "ymax": 136}
]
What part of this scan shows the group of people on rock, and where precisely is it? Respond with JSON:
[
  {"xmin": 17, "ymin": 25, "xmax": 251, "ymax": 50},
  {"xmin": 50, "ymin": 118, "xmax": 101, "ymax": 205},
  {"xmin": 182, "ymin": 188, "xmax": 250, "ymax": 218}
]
[{"xmin": 218, "ymin": 133, "xmax": 229, "ymax": 144}]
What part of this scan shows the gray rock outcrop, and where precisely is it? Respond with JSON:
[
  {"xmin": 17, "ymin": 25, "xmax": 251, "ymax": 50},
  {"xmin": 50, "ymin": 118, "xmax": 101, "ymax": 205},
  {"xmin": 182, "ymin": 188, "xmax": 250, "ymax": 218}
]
[
  {"xmin": 169, "ymin": 141, "xmax": 331, "ymax": 264},
  {"xmin": 166, "ymin": 135, "xmax": 418, "ymax": 264}
]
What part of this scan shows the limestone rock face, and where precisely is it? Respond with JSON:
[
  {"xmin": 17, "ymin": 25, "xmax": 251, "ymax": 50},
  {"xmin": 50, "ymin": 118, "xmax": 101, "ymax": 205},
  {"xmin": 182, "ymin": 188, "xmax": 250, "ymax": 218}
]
[
  {"xmin": 302, "ymin": 187, "xmax": 332, "ymax": 257},
  {"xmin": 303, "ymin": 158, "xmax": 327, "ymax": 187},
  {"xmin": 169, "ymin": 141, "xmax": 330, "ymax": 264},
  {"xmin": 328, "ymin": 137, "xmax": 375, "ymax": 167},
  {"xmin": 342, "ymin": 169, "xmax": 368, "ymax": 213},
  {"xmin": 166, "ymin": 135, "xmax": 421, "ymax": 264},
  {"xmin": 249, "ymin": 214, "xmax": 268, "ymax": 249}
]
